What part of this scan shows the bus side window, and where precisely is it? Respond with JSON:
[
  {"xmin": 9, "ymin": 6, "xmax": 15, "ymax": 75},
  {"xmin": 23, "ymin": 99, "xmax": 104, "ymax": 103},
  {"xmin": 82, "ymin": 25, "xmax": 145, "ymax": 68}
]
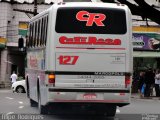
[
  {"xmin": 40, "ymin": 18, "xmax": 44, "ymax": 46},
  {"xmin": 42, "ymin": 17, "xmax": 46, "ymax": 46},
  {"xmin": 44, "ymin": 16, "xmax": 48, "ymax": 46},
  {"xmin": 29, "ymin": 24, "xmax": 32, "ymax": 47},
  {"xmin": 34, "ymin": 21, "xmax": 37, "ymax": 47},
  {"xmin": 27, "ymin": 24, "xmax": 31, "ymax": 47},
  {"xmin": 36, "ymin": 20, "xmax": 40, "ymax": 47},
  {"xmin": 28, "ymin": 24, "xmax": 30, "ymax": 47},
  {"xmin": 37, "ymin": 20, "xmax": 41, "ymax": 47},
  {"xmin": 31, "ymin": 22, "xmax": 34, "ymax": 47},
  {"xmin": 31, "ymin": 23, "xmax": 33, "ymax": 47}
]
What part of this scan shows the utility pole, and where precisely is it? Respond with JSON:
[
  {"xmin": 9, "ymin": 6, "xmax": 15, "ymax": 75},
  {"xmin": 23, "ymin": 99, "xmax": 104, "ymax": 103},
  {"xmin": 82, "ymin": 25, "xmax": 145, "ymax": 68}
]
[{"xmin": 34, "ymin": 0, "xmax": 38, "ymax": 16}]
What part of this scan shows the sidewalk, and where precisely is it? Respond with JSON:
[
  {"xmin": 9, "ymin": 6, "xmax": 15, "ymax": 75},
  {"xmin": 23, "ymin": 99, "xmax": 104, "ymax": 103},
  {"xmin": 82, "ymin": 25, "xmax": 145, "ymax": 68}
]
[
  {"xmin": 131, "ymin": 93, "xmax": 160, "ymax": 100},
  {"xmin": 0, "ymin": 87, "xmax": 11, "ymax": 90}
]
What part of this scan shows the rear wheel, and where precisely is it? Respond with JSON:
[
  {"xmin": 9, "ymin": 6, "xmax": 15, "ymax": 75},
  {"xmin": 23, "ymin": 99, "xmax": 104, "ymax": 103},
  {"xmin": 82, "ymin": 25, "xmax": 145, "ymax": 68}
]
[
  {"xmin": 95, "ymin": 104, "xmax": 116, "ymax": 117},
  {"xmin": 37, "ymin": 88, "xmax": 48, "ymax": 114},
  {"xmin": 26, "ymin": 79, "xmax": 30, "ymax": 98},
  {"xmin": 16, "ymin": 86, "xmax": 25, "ymax": 93},
  {"xmin": 105, "ymin": 105, "xmax": 116, "ymax": 117},
  {"xmin": 30, "ymin": 99, "xmax": 38, "ymax": 107}
]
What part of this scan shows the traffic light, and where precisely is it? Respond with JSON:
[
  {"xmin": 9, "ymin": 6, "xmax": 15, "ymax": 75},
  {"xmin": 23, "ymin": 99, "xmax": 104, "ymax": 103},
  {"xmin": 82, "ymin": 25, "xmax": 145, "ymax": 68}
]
[{"xmin": 18, "ymin": 38, "xmax": 24, "ymax": 48}]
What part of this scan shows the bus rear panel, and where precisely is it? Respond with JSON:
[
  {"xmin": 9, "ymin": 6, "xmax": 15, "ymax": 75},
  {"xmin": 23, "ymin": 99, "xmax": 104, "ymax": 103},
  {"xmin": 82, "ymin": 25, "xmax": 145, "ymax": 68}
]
[{"xmin": 47, "ymin": 4, "xmax": 132, "ymax": 106}]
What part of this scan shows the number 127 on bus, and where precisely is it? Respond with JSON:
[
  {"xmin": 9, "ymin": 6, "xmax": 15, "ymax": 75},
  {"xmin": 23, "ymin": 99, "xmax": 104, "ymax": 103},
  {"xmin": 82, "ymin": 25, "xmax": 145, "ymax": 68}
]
[{"xmin": 58, "ymin": 55, "xmax": 79, "ymax": 65}]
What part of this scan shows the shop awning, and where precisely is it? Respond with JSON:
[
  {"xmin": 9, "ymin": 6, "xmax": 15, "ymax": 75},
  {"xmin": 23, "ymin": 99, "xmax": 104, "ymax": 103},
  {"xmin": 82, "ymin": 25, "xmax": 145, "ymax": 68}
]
[
  {"xmin": 0, "ymin": 37, "xmax": 7, "ymax": 48},
  {"xmin": 133, "ymin": 51, "xmax": 160, "ymax": 57}
]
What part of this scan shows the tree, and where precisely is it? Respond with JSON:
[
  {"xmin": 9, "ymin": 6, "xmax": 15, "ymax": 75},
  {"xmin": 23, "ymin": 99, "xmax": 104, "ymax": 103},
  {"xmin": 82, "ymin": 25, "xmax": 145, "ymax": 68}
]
[{"xmin": 101, "ymin": 0, "xmax": 160, "ymax": 25}]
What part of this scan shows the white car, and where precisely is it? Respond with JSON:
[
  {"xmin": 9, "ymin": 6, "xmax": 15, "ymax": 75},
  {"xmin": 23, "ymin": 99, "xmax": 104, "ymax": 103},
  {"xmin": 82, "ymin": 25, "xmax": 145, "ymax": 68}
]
[{"xmin": 12, "ymin": 80, "xmax": 26, "ymax": 93}]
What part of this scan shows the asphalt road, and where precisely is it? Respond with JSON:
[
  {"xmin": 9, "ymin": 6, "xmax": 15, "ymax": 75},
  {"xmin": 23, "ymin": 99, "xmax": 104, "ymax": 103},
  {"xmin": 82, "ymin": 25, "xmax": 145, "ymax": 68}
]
[{"xmin": 0, "ymin": 89, "xmax": 160, "ymax": 120}]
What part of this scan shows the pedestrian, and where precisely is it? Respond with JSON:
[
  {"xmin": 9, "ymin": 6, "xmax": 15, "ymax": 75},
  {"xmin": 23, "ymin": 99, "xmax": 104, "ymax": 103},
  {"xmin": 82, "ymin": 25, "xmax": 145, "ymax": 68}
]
[
  {"xmin": 10, "ymin": 71, "xmax": 17, "ymax": 84},
  {"xmin": 154, "ymin": 69, "xmax": 160, "ymax": 97},
  {"xmin": 144, "ymin": 68, "xmax": 155, "ymax": 98},
  {"xmin": 138, "ymin": 71, "xmax": 145, "ymax": 98}
]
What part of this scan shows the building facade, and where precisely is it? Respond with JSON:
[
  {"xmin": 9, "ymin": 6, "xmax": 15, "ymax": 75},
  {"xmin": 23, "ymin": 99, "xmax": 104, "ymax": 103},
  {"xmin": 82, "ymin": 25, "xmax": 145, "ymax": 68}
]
[
  {"xmin": 127, "ymin": 0, "xmax": 160, "ymax": 93},
  {"xmin": 0, "ymin": 1, "xmax": 59, "ymax": 86},
  {"xmin": 131, "ymin": 0, "xmax": 160, "ymax": 77}
]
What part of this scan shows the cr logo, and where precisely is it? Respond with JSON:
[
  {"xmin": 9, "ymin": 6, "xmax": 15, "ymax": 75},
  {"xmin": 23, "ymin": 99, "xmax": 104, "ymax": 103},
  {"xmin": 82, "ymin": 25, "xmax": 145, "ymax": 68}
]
[{"xmin": 76, "ymin": 10, "xmax": 106, "ymax": 26}]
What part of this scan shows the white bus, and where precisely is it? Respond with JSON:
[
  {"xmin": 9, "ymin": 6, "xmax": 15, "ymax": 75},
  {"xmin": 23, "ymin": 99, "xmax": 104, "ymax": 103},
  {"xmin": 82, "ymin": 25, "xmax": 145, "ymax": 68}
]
[{"xmin": 26, "ymin": 2, "xmax": 133, "ymax": 116}]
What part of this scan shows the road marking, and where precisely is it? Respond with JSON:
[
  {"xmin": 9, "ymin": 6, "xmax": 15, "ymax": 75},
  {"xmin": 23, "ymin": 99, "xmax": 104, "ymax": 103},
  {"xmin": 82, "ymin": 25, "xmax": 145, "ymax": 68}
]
[
  {"xmin": 6, "ymin": 112, "xmax": 14, "ymax": 115},
  {"xmin": 116, "ymin": 108, "xmax": 120, "ymax": 113},
  {"xmin": 5, "ymin": 97, "xmax": 14, "ymax": 100},
  {"xmin": 18, "ymin": 101, "xmax": 23, "ymax": 104},
  {"xmin": 19, "ymin": 106, "xmax": 24, "ymax": 109}
]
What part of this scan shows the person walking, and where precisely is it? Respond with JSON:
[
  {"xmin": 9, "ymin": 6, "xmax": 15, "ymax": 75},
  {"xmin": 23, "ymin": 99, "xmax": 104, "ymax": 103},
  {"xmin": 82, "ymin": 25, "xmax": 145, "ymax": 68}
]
[
  {"xmin": 155, "ymin": 69, "xmax": 160, "ymax": 97},
  {"xmin": 144, "ymin": 68, "xmax": 155, "ymax": 98},
  {"xmin": 10, "ymin": 71, "xmax": 17, "ymax": 84},
  {"xmin": 138, "ymin": 71, "xmax": 145, "ymax": 98}
]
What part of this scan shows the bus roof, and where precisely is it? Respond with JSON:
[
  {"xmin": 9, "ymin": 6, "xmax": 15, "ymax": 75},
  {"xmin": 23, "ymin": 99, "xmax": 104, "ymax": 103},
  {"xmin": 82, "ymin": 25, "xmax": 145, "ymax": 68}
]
[
  {"xmin": 52, "ymin": 2, "xmax": 129, "ymax": 11},
  {"xmin": 30, "ymin": 2, "xmax": 130, "ymax": 23}
]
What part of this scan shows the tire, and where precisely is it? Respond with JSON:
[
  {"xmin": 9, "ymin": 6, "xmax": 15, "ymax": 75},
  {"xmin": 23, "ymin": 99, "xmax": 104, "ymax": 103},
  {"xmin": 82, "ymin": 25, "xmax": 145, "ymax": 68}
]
[
  {"xmin": 30, "ymin": 99, "xmax": 38, "ymax": 107},
  {"xmin": 26, "ymin": 79, "xmax": 30, "ymax": 98},
  {"xmin": 105, "ymin": 105, "xmax": 117, "ymax": 117},
  {"xmin": 16, "ymin": 86, "xmax": 25, "ymax": 93},
  {"xmin": 95, "ymin": 104, "xmax": 116, "ymax": 117},
  {"xmin": 38, "ymin": 90, "xmax": 48, "ymax": 114}
]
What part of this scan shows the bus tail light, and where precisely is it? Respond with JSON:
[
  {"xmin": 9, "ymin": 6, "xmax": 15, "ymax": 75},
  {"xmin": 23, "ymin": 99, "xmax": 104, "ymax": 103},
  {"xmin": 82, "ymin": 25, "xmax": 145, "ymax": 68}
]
[
  {"xmin": 48, "ymin": 74, "xmax": 55, "ymax": 85},
  {"xmin": 125, "ymin": 74, "xmax": 131, "ymax": 88}
]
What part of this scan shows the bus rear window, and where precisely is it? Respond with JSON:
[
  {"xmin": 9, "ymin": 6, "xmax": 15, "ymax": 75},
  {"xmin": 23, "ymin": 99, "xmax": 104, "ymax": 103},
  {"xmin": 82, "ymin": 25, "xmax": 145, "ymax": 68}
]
[{"xmin": 55, "ymin": 7, "xmax": 127, "ymax": 34}]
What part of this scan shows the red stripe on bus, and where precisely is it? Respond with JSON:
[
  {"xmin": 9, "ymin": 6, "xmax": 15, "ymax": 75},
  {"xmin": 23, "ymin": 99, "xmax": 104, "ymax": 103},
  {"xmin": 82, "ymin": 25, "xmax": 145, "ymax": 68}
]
[
  {"xmin": 54, "ymin": 99, "xmax": 127, "ymax": 103},
  {"xmin": 56, "ymin": 47, "xmax": 126, "ymax": 50}
]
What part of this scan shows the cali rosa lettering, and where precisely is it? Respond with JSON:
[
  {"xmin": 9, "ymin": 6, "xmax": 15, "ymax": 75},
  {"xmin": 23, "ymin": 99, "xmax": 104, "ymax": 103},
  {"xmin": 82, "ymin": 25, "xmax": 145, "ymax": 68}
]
[
  {"xmin": 59, "ymin": 36, "xmax": 121, "ymax": 45},
  {"xmin": 76, "ymin": 11, "xmax": 106, "ymax": 26}
]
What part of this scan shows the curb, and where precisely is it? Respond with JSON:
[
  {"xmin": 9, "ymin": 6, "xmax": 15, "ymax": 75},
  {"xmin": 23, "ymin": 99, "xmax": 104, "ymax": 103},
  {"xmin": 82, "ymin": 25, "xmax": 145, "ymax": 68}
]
[
  {"xmin": 0, "ymin": 87, "xmax": 11, "ymax": 90},
  {"xmin": 131, "ymin": 95, "xmax": 160, "ymax": 100}
]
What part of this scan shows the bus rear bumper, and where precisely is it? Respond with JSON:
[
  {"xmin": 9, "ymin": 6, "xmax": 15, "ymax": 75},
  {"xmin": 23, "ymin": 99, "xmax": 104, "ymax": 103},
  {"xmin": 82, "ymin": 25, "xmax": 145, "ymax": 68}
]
[{"xmin": 48, "ymin": 88, "xmax": 130, "ymax": 107}]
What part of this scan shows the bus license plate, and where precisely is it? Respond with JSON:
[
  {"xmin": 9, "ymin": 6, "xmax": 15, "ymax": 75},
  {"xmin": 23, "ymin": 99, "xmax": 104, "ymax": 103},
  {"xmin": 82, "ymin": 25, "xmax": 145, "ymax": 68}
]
[{"xmin": 83, "ymin": 93, "xmax": 97, "ymax": 100}]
